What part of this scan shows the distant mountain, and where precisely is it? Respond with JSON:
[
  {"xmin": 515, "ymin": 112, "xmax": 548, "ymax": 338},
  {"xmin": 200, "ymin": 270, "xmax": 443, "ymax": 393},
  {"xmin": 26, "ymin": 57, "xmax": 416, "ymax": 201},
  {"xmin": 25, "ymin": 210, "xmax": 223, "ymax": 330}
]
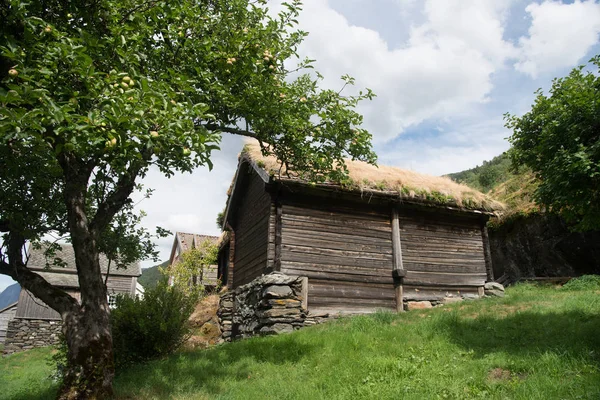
[
  {"xmin": 139, "ymin": 261, "xmax": 169, "ymax": 289},
  {"xmin": 0, "ymin": 283, "xmax": 20, "ymax": 309}
]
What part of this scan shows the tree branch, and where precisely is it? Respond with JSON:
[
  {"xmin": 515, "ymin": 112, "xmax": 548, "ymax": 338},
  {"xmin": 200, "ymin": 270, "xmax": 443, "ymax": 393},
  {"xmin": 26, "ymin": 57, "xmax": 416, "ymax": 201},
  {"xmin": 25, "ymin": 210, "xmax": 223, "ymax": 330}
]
[
  {"xmin": 202, "ymin": 123, "xmax": 258, "ymax": 138},
  {"xmin": 89, "ymin": 151, "xmax": 151, "ymax": 235},
  {"xmin": 0, "ymin": 234, "xmax": 79, "ymax": 316}
]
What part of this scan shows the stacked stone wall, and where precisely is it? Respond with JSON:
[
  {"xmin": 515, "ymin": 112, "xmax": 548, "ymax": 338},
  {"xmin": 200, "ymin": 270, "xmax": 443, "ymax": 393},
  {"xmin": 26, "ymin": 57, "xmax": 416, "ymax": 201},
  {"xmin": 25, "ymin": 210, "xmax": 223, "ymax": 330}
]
[
  {"xmin": 3, "ymin": 318, "xmax": 62, "ymax": 355},
  {"xmin": 218, "ymin": 273, "xmax": 326, "ymax": 341}
]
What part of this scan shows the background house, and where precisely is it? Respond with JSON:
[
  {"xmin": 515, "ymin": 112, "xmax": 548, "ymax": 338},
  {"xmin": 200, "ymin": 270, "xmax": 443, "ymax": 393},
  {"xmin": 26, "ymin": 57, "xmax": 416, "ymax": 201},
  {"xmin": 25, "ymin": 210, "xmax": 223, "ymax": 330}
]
[
  {"xmin": 0, "ymin": 302, "xmax": 17, "ymax": 343},
  {"xmin": 219, "ymin": 142, "xmax": 504, "ymax": 315},
  {"xmin": 3, "ymin": 244, "xmax": 141, "ymax": 354},
  {"xmin": 168, "ymin": 232, "xmax": 220, "ymax": 289}
]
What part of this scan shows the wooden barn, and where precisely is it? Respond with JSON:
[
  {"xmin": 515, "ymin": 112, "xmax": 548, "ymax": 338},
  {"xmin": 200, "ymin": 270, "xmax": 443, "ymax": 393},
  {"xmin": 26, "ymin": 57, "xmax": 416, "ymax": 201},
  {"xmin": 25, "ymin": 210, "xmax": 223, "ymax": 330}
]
[
  {"xmin": 15, "ymin": 244, "xmax": 142, "ymax": 320},
  {"xmin": 218, "ymin": 142, "xmax": 504, "ymax": 315}
]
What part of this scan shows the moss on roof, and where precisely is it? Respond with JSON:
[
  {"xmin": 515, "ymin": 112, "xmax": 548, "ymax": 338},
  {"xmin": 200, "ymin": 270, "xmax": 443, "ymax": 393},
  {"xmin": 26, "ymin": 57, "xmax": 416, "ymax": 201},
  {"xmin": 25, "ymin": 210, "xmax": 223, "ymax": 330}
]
[{"xmin": 242, "ymin": 141, "xmax": 505, "ymax": 213}]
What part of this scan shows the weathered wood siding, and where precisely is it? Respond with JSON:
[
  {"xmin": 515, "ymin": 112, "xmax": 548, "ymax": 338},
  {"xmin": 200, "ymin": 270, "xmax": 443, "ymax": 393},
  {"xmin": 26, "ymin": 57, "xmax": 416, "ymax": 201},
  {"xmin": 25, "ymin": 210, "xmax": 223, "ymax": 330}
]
[
  {"xmin": 279, "ymin": 204, "xmax": 395, "ymax": 314},
  {"xmin": 232, "ymin": 172, "xmax": 272, "ymax": 287},
  {"xmin": 15, "ymin": 290, "xmax": 80, "ymax": 320},
  {"xmin": 398, "ymin": 210, "xmax": 486, "ymax": 300},
  {"xmin": 15, "ymin": 276, "xmax": 136, "ymax": 320},
  {"xmin": 0, "ymin": 304, "xmax": 17, "ymax": 343}
]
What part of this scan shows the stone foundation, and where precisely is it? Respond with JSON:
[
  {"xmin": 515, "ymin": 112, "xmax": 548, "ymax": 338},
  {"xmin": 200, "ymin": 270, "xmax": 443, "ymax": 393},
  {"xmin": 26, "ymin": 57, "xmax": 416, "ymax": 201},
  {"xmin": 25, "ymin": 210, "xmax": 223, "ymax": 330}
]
[
  {"xmin": 3, "ymin": 318, "xmax": 62, "ymax": 355},
  {"xmin": 218, "ymin": 273, "xmax": 326, "ymax": 341}
]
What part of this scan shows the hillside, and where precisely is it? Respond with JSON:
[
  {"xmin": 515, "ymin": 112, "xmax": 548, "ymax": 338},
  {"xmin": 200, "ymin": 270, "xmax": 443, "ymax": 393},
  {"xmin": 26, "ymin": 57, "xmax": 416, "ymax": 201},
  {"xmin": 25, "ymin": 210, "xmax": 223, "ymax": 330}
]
[
  {"xmin": 2, "ymin": 280, "xmax": 599, "ymax": 399},
  {"xmin": 138, "ymin": 261, "xmax": 168, "ymax": 289},
  {"xmin": 0, "ymin": 283, "xmax": 20, "ymax": 310},
  {"xmin": 447, "ymin": 153, "xmax": 537, "ymax": 214}
]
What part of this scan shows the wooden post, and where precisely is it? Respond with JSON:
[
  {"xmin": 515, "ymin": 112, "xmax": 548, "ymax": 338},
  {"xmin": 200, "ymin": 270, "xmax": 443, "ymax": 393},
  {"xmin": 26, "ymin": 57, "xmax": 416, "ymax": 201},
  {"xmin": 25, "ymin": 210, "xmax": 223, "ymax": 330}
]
[
  {"xmin": 481, "ymin": 224, "xmax": 494, "ymax": 282},
  {"xmin": 300, "ymin": 277, "xmax": 308, "ymax": 311},
  {"xmin": 391, "ymin": 208, "xmax": 405, "ymax": 312},
  {"xmin": 274, "ymin": 203, "xmax": 282, "ymax": 271}
]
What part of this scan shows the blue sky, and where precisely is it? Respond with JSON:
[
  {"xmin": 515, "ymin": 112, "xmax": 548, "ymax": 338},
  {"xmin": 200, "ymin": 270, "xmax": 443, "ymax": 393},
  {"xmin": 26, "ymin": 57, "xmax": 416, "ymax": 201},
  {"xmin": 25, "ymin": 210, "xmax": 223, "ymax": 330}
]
[{"xmin": 2, "ymin": 0, "xmax": 600, "ymax": 291}]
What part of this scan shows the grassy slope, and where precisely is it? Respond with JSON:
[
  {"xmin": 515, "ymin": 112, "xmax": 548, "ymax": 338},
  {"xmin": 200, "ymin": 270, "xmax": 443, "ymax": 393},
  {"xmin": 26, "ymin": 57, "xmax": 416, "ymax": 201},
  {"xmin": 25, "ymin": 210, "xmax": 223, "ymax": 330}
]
[
  {"xmin": 2, "ymin": 283, "xmax": 600, "ymax": 400},
  {"xmin": 139, "ymin": 261, "xmax": 169, "ymax": 289},
  {"xmin": 447, "ymin": 153, "xmax": 538, "ymax": 216}
]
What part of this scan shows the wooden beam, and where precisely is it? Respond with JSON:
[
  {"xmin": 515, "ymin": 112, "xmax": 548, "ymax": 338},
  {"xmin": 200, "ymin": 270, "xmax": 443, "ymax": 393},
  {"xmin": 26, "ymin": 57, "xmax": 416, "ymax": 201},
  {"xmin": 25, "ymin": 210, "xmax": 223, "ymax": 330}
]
[
  {"xmin": 481, "ymin": 224, "xmax": 494, "ymax": 281},
  {"xmin": 300, "ymin": 277, "xmax": 308, "ymax": 311},
  {"xmin": 391, "ymin": 208, "xmax": 405, "ymax": 312},
  {"xmin": 274, "ymin": 203, "xmax": 283, "ymax": 271},
  {"xmin": 392, "ymin": 209, "xmax": 404, "ymax": 273}
]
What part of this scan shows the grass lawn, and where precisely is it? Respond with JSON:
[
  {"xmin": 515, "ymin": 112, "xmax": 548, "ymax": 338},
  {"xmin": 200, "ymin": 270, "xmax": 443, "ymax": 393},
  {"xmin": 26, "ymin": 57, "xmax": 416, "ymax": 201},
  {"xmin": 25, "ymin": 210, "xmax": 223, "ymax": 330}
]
[{"xmin": 1, "ymin": 282, "xmax": 600, "ymax": 399}]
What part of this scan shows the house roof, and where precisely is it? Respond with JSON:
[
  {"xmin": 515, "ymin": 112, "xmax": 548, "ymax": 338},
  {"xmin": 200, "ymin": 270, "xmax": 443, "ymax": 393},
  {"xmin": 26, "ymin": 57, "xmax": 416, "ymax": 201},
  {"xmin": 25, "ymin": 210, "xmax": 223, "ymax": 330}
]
[
  {"xmin": 176, "ymin": 232, "xmax": 219, "ymax": 252},
  {"xmin": 0, "ymin": 301, "xmax": 17, "ymax": 314},
  {"xmin": 27, "ymin": 243, "xmax": 141, "ymax": 278},
  {"xmin": 237, "ymin": 141, "xmax": 504, "ymax": 213}
]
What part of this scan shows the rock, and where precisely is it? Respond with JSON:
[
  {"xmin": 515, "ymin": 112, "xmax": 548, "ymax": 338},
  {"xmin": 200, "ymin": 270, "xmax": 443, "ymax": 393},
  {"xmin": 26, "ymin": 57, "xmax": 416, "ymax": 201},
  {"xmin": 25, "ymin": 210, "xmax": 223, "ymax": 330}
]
[
  {"xmin": 259, "ymin": 308, "xmax": 301, "ymax": 318},
  {"xmin": 263, "ymin": 285, "xmax": 293, "ymax": 298},
  {"xmin": 462, "ymin": 294, "xmax": 479, "ymax": 300},
  {"xmin": 442, "ymin": 297, "xmax": 463, "ymax": 304},
  {"xmin": 262, "ymin": 298, "xmax": 302, "ymax": 308},
  {"xmin": 406, "ymin": 301, "xmax": 432, "ymax": 310},
  {"xmin": 484, "ymin": 282, "xmax": 505, "ymax": 292},
  {"xmin": 485, "ymin": 289, "xmax": 505, "ymax": 298},
  {"xmin": 259, "ymin": 323, "xmax": 294, "ymax": 335}
]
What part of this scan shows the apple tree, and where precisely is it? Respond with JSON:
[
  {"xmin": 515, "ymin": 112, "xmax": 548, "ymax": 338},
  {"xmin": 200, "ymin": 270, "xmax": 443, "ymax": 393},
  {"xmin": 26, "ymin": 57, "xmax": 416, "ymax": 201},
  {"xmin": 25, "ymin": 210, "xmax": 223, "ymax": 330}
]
[
  {"xmin": 0, "ymin": 0, "xmax": 376, "ymax": 398},
  {"xmin": 506, "ymin": 56, "xmax": 600, "ymax": 231}
]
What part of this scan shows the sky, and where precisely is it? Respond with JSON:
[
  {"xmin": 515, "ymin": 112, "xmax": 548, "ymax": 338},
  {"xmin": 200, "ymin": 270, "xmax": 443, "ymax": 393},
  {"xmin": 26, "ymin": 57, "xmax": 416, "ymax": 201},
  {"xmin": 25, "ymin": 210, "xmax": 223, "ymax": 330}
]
[{"xmin": 2, "ymin": 0, "xmax": 600, "ymax": 292}]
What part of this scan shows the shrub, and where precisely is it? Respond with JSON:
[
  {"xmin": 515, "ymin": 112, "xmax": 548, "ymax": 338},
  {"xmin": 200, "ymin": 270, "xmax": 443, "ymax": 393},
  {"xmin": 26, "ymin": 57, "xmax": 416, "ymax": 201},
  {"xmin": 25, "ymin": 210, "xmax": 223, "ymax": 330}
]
[
  {"xmin": 561, "ymin": 275, "xmax": 600, "ymax": 291},
  {"xmin": 111, "ymin": 280, "xmax": 197, "ymax": 369}
]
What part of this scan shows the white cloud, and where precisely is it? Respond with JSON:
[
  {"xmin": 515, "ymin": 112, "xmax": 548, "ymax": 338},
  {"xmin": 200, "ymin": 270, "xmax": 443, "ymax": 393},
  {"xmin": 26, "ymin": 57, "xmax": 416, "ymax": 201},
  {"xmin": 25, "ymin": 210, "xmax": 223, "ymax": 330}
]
[
  {"xmin": 135, "ymin": 135, "xmax": 243, "ymax": 267},
  {"xmin": 515, "ymin": 0, "xmax": 600, "ymax": 78},
  {"xmin": 292, "ymin": 0, "xmax": 517, "ymax": 142}
]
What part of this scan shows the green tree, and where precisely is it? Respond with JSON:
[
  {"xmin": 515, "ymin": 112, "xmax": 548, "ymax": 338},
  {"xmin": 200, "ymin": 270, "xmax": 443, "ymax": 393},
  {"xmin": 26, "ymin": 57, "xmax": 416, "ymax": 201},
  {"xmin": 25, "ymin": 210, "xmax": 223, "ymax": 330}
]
[
  {"xmin": 0, "ymin": 0, "xmax": 375, "ymax": 397},
  {"xmin": 169, "ymin": 239, "xmax": 219, "ymax": 296},
  {"xmin": 506, "ymin": 57, "xmax": 600, "ymax": 231}
]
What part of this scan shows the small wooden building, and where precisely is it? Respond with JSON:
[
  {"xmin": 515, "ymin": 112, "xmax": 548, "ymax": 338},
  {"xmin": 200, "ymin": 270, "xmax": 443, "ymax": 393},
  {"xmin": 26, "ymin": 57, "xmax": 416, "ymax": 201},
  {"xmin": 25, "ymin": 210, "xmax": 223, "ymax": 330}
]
[
  {"xmin": 167, "ymin": 232, "xmax": 220, "ymax": 288},
  {"xmin": 15, "ymin": 244, "xmax": 142, "ymax": 320},
  {"xmin": 218, "ymin": 142, "xmax": 504, "ymax": 315},
  {"xmin": 0, "ymin": 302, "xmax": 17, "ymax": 343}
]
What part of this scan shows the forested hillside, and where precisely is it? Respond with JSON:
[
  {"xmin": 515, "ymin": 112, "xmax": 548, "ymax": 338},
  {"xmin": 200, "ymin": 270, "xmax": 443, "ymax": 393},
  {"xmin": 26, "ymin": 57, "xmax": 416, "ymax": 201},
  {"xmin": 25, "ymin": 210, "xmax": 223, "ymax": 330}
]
[
  {"xmin": 139, "ymin": 261, "xmax": 168, "ymax": 289},
  {"xmin": 447, "ymin": 153, "xmax": 537, "ymax": 213}
]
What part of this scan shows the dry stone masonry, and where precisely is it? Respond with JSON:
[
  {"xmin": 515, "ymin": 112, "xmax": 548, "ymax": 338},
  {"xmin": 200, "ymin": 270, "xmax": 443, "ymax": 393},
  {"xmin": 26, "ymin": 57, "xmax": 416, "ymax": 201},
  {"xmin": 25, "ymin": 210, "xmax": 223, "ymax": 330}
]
[
  {"xmin": 3, "ymin": 318, "xmax": 62, "ymax": 355},
  {"xmin": 218, "ymin": 272, "xmax": 326, "ymax": 340}
]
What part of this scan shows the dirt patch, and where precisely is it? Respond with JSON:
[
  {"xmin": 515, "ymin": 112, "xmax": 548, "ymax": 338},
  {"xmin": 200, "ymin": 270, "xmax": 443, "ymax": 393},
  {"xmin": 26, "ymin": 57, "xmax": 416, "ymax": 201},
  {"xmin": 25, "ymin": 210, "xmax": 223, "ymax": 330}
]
[
  {"xmin": 488, "ymin": 368, "xmax": 528, "ymax": 382},
  {"xmin": 488, "ymin": 368, "xmax": 512, "ymax": 381},
  {"xmin": 189, "ymin": 294, "xmax": 220, "ymax": 327},
  {"xmin": 184, "ymin": 294, "xmax": 222, "ymax": 349}
]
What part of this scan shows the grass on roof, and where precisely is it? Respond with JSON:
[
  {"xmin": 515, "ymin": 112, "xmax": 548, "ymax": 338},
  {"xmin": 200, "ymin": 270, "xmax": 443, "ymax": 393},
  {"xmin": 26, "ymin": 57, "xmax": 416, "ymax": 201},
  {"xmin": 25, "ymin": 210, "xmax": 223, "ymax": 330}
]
[{"xmin": 242, "ymin": 141, "xmax": 504, "ymax": 212}]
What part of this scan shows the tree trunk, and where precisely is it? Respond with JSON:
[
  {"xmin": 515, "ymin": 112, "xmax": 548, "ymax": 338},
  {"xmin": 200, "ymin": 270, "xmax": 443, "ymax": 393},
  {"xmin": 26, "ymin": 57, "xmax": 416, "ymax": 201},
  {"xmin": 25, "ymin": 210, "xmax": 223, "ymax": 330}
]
[
  {"xmin": 59, "ymin": 306, "xmax": 114, "ymax": 400},
  {"xmin": 57, "ymin": 156, "xmax": 116, "ymax": 399}
]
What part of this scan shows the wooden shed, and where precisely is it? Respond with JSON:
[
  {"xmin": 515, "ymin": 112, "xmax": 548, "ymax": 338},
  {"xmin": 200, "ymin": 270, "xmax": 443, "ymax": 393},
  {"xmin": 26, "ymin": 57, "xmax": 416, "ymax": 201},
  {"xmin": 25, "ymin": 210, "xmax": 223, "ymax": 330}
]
[
  {"xmin": 15, "ymin": 244, "xmax": 141, "ymax": 320},
  {"xmin": 0, "ymin": 302, "xmax": 17, "ymax": 343},
  {"xmin": 218, "ymin": 142, "xmax": 504, "ymax": 315}
]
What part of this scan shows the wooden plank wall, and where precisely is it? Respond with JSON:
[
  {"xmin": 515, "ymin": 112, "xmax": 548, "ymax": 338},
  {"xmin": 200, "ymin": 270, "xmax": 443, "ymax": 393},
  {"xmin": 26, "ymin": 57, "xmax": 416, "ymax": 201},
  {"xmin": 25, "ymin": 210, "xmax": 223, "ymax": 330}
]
[
  {"xmin": 398, "ymin": 210, "xmax": 486, "ymax": 300},
  {"xmin": 279, "ymin": 204, "xmax": 396, "ymax": 315},
  {"xmin": 15, "ymin": 276, "xmax": 135, "ymax": 320},
  {"xmin": 232, "ymin": 172, "xmax": 272, "ymax": 287},
  {"xmin": 0, "ymin": 304, "xmax": 17, "ymax": 343}
]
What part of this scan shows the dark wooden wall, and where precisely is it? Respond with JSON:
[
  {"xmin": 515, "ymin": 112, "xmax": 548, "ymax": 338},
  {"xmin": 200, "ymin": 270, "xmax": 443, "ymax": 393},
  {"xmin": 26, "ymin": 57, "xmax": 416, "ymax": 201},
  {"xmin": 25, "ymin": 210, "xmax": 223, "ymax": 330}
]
[
  {"xmin": 279, "ymin": 204, "xmax": 396, "ymax": 315},
  {"xmin": 398, "ymin": 210, "xmax": 486, "ymax": 300},
  {"xmin": 231, "ymin": 172, "xmax": 272, "ymax": 287}
]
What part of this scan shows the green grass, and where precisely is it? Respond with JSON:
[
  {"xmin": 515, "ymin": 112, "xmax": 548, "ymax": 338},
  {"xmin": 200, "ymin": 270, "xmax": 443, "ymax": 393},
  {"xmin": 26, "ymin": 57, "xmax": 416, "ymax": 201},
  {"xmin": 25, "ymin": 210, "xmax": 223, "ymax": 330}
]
[
  {"xmin": 0, "ymin": 346, "xmax": 59, "ymax": 399},
  {"xmin": 2, "ymin": 283, "xmax": 600, "ymax": 399}
]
